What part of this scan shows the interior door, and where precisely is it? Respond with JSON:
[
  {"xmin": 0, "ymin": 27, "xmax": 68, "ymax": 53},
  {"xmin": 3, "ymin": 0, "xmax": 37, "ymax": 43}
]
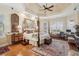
[
  {"xmin": 11, "ymin": 13, "xmax": 19, "ymax": 32},
  {"xmin": 11, "ymin": 13, "xmax": 19, "ymax": 44}
]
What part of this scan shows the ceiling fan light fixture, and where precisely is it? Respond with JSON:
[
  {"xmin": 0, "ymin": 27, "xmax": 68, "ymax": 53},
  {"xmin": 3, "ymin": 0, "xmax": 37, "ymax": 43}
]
[{"xmin": 42, "ymin": 3, "xmax": 54, "ymax": 11}]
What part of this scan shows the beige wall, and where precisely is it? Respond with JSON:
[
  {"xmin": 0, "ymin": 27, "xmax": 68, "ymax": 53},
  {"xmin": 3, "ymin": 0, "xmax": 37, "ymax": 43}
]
[
  {"xmin": 0, "ymin": 5, "xmax": 11, "ymax": 47},
  {"xmin": 76, "ymin": 11, "xmax": 79, "ymax": 24},
  {"xmin": 0, "ymin": 4, "xmax": 26, "ymax": 47}
]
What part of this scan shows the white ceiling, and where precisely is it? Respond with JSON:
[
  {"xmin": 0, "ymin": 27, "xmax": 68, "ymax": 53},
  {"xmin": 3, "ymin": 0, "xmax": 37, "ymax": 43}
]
[
  {"xmin": 23, "ymin": 3, "xmax": 72, "ymax": 16},
  {"xmin": 1, "ymin": 3, "xmax": 79, "ymax": 19}
]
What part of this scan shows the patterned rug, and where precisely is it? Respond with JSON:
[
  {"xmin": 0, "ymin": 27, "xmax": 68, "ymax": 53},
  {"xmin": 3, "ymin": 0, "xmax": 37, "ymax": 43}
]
[
  {"xmin": 32, "ymin": 39, "xmax": 69, "ymax": 56},
  {"xmin": 68, "ymin": 50, "xmax": 79, "ymax": 56},
  {"xmin": 0, "ymin": 46, "xmax": 10, "ymax": 55}
]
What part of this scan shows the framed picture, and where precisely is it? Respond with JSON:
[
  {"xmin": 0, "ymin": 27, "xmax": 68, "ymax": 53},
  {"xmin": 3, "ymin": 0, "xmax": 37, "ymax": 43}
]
[
  {"xmin": 0, "ymin": 15, "xmax": 4, "ymax": 37},
  {"xmin": 22, "ymin": 19, "xmax": 35, "ymax": 29},
  {"xmin": 0, "ymin": 23, "xmax": 4, "ymax": 36}
]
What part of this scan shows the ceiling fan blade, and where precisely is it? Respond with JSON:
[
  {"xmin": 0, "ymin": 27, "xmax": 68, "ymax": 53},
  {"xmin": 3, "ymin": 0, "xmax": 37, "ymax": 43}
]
[
  {"xmin": 48, "ymin": 5, "xmax": 54, "ymax": 8},
  {"xmin": 47, "ymin": 9, "xmax": 53, "ymax": 11}
]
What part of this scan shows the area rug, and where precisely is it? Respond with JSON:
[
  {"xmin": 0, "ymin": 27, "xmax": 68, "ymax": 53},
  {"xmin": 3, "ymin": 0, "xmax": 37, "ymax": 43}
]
[
  {"xmin": 68, "ymin": 50, "xmax": 79, "ymax": 56},
  {"xmin": 32, "ymin": 39, "xmax": 69, "ymax": 56},
  {"xmin": 0, "ymin": 46, "xmax": 10, "ymax": 55}
]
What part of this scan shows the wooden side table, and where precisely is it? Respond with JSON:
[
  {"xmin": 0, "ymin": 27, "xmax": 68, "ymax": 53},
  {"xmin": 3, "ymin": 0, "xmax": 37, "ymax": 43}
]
[{"xmin": 11, "ymin": 33, "xmax": 23, "ymax": 44}]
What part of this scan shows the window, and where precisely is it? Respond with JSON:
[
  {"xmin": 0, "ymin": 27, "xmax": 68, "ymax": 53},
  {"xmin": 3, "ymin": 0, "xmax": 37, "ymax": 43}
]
[
  {"xmin": 50, "ymin": 21, "xmax": 64, "ymax": 32},
  {"xmin": 67, "ymin": 20, "xmax": 76, "ymax": 32}
]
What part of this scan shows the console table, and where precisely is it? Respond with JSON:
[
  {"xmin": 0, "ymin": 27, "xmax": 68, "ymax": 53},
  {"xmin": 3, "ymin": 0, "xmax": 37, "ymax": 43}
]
[{"xmin": 11, "ymin": 33, "xmax": 23, "ymax": 44}]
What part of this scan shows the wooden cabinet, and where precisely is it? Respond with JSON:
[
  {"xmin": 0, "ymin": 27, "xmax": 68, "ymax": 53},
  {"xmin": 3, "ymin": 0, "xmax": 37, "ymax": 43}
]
[{"xmin": 11, "ymin": 33, "xmax": 23, "ymax": 44}]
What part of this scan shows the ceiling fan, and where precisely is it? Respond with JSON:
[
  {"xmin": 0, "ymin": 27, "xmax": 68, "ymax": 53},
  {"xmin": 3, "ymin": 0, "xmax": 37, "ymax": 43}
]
[{"xmin": 42, "ymin": 3, "xmax": 54, "ymax": 11}]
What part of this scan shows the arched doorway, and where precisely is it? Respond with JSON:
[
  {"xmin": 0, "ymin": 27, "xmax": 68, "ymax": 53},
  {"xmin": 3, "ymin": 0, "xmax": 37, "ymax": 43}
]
[
  {"xmin": 11, "ymin": 13, "xmax": 19, "ymax": 32},
  {"xmin": 11, "ymin": 13, "xmax": 20, "ymax": 44}
]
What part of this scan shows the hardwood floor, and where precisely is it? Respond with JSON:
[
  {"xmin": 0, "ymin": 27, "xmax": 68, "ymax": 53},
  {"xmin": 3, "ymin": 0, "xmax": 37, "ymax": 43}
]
[
  {"xmin": 1, "ymin": 38, "xmax": 79, "ymax": 56},
  {"xmin": 1, "ymin": 44, "xmax": 37, "ymax": 56}
]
